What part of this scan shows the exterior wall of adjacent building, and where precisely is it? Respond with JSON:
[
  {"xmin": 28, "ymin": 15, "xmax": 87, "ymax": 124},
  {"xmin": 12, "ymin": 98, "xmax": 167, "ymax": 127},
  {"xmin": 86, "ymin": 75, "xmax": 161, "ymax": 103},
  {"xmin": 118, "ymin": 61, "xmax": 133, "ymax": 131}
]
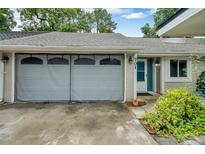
[{"xmin": 162, "ymin": 56, "xmax": 205, "ymax": 92}]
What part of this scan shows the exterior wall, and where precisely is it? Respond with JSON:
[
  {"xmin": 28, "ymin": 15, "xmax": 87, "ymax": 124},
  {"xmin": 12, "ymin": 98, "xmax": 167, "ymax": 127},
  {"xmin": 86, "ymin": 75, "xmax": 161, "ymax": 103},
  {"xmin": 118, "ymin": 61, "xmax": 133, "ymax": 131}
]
[
  {"xmin": 2, "ymin": 52, "xmax": 136, "ymax": 103},
  {"xmin": 163, "ymin": 57, "xmax": 205, "ymax": 92},
  {"xmin": 125, "ymin": 53, "xmax": 136, "ymax": 101},
  {"xmin": 0, "ymin": 53, "xmax": 3, "ymax": 101},
  {"xmin": 3, "ymin": 53, "xmax": 15, "ymax": 103}
]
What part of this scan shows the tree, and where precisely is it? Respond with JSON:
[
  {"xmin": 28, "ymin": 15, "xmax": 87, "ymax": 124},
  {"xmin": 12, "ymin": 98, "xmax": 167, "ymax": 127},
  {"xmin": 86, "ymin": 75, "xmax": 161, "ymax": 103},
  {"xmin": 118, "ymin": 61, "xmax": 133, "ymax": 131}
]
[
  {"xmin": 141, "ymin": 23, "xmax": 156, "ymax": 38},
  {"xmin": 18, "ymin": 8, "xmax": 117, "ymax": 33},
  {"xmin": 18, "ymin": 8, "xmax": 86, "ymax": 32},
  {"xmin": 0, "ymin": 9, "xmax": 16, "ymax": 31},
  {"xmin": 141, "ymin": 8, "xmax": 178, "ymax": 38},
  {"xmin": 93, "ymin": 9, "xmax": 117, "ymax": 33}
]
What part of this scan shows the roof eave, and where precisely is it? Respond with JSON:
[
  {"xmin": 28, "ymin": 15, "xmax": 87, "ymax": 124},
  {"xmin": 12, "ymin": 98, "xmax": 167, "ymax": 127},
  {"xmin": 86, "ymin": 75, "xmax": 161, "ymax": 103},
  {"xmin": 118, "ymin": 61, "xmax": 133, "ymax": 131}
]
[{"xmin": 0, "ymin": 45, "xmax": 142, "ymax": 54}]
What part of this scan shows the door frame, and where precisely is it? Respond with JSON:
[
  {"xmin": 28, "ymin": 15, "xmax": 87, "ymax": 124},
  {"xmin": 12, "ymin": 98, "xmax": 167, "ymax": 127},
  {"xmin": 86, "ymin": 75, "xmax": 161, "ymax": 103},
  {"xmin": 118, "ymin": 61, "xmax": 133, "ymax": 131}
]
[{"xmin": 137, "ymin": 59, "xmax": 147, "ymax": 93}]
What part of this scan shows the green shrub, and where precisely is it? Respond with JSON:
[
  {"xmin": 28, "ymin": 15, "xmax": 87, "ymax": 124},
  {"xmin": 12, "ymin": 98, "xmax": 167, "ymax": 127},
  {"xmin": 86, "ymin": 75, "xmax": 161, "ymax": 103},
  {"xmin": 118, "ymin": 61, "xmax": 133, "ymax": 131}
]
[
  {"xmin": 196, "ymin": 71, "xmax": 205, "ymax": 95},
  {"xmin": 143, "ymin": 88, "xmax": 205, "ymax": 142}
]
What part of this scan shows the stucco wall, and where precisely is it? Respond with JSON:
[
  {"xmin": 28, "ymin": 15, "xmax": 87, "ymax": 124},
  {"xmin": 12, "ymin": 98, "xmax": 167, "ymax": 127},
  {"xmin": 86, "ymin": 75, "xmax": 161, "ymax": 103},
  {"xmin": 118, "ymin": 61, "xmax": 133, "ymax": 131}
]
[
  {"xmin": 0, "ymin": 53, "xmax": 3, "ymax": 101},
  {"xmin": 125, "ymin": 53, "xmax": 136, "ymax": 101},
  {"xmin": 3, "ymin": 53, "xmax": 14, "ymax": 103},
  {"xmin": 164, "ymin": 59, "xmax": 205, "ymax": 92}
]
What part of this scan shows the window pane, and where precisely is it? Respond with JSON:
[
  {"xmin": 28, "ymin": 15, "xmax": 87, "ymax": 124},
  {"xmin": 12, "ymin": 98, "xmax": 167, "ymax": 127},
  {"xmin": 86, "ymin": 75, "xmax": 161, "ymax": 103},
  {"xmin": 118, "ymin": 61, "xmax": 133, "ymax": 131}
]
[
  {"xmin": 137, "ymin": 61, "xmax": 145, "ymax": 81},
  {"xmin": 21, "ymin": 57, "xmax": 43, "ymax": 64},
  {"xmin": 100, "ymin": 58, "xmax": 121, "ymax": 65},
  {"xmin": 137, "ymin": 61, "xmax": 144, "ymax": 71},
  {"xmin": 137, "ymin": 72, "xmax": 145, "ymax": 81},
  {"xmin": 170, "ymin": 60, "xmax": 178, "ymax": 77},
  {"xmin": 48, "ymin": 57, "xmax": 69, "ymax": 65},
  {"xmin": 179, "ymin": 60, "xmax": 187, "ymax": 77},
  {"xmin": 74, "ymin": 58, "xmax": 95, "ymax": 65}
]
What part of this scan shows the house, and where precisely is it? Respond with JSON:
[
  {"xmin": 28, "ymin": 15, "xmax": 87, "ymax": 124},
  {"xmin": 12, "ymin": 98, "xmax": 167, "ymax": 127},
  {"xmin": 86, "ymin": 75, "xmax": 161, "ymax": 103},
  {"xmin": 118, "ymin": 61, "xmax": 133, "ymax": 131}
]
[
  {"xmin": 157, "ymin": 8, "xmax": 205, "ymax": 37},
  {"xmin": 0, "ymin": 31, "xmax": 205, "ymax": 103}
]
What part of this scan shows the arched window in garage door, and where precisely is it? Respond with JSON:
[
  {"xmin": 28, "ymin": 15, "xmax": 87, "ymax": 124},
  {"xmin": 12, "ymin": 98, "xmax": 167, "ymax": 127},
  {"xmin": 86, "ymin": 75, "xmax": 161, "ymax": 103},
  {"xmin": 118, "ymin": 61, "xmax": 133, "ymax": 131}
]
[
  {"xmin": 21, "ymin": 57, "xmax": 43, "ymax": 64},
  {"xmin": 100, "ymin": 57, "xmax": 121, "ymax": 65},
  {"xmin": 74, "ymin": 57, "xmax": 95, "ymax": 65},
  {"xmin": 48, "ymin": 57, "xmax": 69, "ymax": 65}
]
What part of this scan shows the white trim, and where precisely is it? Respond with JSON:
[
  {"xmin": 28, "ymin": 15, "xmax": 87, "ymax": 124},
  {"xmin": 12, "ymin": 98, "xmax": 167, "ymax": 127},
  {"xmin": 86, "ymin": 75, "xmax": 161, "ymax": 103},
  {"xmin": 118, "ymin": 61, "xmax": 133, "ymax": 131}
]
[
  {"xmin": 134, "ymin": 54, "xmax": 137, "ymax": 99},
  {"xmin": 0, "ymin": 60, "xmax": 3, "ymax": 102},
  {"xmin": 160, "ymin": 57, "xmax": 165, "ymax": 93},
  {"xmin": 138, "ymin": 53, "xmax": 205, "ymax": 57},
  {"xmin": 153, "ymin": 58, "xmax": 157, "ymax": 93},
  {"xmin": 165, "ymin": 57, "xmax": 192, "ymax": 82},
  {"xmin": 0, "ymin": 46, "xmax": 142, "ymax": 52},
  {"xmin": 123, "ymin": 53, "xmax": 127, "ymax": 102},
  {"xmin": 157, "ymin": 8, "xmax": 204, "ymax": 36},
  {"xmin": 11, "ymin": 52, "xmax": 15, "ymax": 103}
]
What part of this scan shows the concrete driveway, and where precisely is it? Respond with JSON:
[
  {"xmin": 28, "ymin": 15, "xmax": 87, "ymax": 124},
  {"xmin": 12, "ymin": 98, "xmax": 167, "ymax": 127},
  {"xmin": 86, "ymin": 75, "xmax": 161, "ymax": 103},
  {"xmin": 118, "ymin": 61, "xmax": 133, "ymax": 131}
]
[{"xmin": 0, "ymin": 102, "xmax": 156, "ymax": 145}]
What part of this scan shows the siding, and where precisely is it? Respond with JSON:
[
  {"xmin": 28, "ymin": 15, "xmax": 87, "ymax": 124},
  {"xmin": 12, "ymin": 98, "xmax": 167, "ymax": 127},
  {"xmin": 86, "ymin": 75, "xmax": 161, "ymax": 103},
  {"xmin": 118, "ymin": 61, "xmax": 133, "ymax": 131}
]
[{"xmin": 164, "ymin": 60, "xmax": 205, "ymax": 91}]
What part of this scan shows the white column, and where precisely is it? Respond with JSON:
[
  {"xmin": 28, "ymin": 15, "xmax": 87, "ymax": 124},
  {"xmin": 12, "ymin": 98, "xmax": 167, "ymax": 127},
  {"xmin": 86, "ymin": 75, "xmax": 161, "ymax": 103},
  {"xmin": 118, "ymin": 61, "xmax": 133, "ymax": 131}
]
[
  {"xmin": 160, "ymin": 57, "xmax": 165, "ymax": 93},
  {"xmin": 125, "ymin": 53, "xmax": 136, "ymax": 101},
  {"xmin": 0, "ymin": 53, "xmax": 3, "ymax": 102},
  {"xmin": 11, "ymin": 52, "xmax": 15, "ymax": 103},
  {"xmin": 123, "ymin": 53, "xmax": 127, "ymax": 102},
  {"xmin": 3, "ymin": 52, "xmax": 15, "ymax": 103}
]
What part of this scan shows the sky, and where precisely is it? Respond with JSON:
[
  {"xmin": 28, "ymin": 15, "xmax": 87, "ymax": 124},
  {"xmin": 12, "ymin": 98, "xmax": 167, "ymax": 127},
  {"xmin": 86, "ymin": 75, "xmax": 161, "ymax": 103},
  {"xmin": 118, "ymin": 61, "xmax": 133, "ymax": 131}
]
[{"xmin": 13, "ymin": 8, "xmax": 155, "ymax": 37}]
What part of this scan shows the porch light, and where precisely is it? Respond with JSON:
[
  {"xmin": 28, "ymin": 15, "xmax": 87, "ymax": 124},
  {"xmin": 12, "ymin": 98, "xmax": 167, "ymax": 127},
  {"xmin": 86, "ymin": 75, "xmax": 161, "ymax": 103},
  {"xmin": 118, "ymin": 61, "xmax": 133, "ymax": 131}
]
[
  {"xmin": 128, "ymin": 56, "xmax": 133, "ymax": 64},
  {"xmin": 1, "ymin": 55, "xmax": 9, "ymax": 63}
]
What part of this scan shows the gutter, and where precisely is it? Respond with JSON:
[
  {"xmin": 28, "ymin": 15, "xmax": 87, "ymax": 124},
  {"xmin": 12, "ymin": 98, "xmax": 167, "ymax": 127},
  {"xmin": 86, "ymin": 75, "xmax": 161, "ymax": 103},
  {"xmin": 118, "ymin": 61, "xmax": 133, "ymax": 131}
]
[
  {"xmin": 138, "ymin": 52, "xmax": 205, "ymax": 57},
  {"xmin": 157, "ymin": 8, "xmax": 188, "ymax": 30},
  {"xmin": 0, "ymin": 45, "xmax": 143, "ymax": 54}
]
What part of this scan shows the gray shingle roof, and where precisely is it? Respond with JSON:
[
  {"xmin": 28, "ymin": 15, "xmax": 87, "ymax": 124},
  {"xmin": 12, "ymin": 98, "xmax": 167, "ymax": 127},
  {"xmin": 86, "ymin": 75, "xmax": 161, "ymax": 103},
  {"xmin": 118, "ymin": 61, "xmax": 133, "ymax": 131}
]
[
  {"xmin": 0, "ymin": 32, "xmax": 139, "ymax": 50},
  {"xmin": 0, "ymin": 32, "xmax": 205, "ymax": 54},
  {"xmin": 0, "ymin": 31, "xmax": 46, "ymax": 41},
  {"xmin": 127, "ymin": 37, "xmax": 205, "ymax": 54}
]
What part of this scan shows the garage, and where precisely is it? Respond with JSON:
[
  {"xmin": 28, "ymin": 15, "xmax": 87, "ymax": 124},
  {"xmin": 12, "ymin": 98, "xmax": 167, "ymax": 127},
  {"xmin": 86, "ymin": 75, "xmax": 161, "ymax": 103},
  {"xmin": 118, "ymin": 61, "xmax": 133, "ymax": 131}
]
[{"xmin": 15, "ymin": 54, "xmax": 124, "ymax": 102}]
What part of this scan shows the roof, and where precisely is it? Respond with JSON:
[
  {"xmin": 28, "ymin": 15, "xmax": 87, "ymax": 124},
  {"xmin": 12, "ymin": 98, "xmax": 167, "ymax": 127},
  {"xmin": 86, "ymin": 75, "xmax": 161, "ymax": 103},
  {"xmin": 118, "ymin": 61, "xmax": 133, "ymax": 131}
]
[
  {"xmin": 127, "ymin": 37, "xmax": 205, "ymax": 54},
  {"xmin": 157, "ymin": 8, "xmax": 188, "ymax": 30},
  {"xmin": 0, "ymin": 31, "xmax": 46, "ymax": 41},
  {"xmin": 0, "ymin": 32, "xmax": 140, "ymax": 51},
  {"xmin": 0, "ymin": 32, "xmax": 205, "ymax": 55}
]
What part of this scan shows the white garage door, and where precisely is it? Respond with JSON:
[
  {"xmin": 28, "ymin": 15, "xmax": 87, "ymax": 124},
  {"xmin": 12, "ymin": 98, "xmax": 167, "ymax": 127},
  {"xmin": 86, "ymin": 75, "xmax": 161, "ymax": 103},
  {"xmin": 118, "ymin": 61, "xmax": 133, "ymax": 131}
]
[
  {"xmin": 16, "ymin": 54, "xmax": 123, "ymax": 102},
  {"xmin": 71, "ymin": 55, "xmax": 124, "ymax": 101},
  {"xmin": 16, "ymin": 54, "xmax": 70, "ymax": 101}
]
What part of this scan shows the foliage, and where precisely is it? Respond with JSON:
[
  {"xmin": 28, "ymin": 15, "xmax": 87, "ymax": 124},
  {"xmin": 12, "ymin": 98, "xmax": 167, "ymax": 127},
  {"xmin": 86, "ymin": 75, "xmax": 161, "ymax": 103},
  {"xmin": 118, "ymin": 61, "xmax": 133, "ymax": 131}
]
[
  {"xmin": 141, "ymin": 8, "xmax": 178, "ymax": 38},
  {"xmin": 18, "ymin": 8, "xmax": 117, "ymax": 33},
  {"xmin": 196, "ymin": 71, "xmax": 205, "ymax": 95},
  {"xmin": 143, "ymin": 88, "xmax": 205, "ymax": 142},
  {"xmin": 0, "ymin": 8, "xmax": 16, "ymax": 31},
  {"xmin": 93, "ymin": 9, "xmax": 117, "ymax": 33},
  {"xmin": 140, "ymin": 23, "xmax": 156, "ymax": 38}
]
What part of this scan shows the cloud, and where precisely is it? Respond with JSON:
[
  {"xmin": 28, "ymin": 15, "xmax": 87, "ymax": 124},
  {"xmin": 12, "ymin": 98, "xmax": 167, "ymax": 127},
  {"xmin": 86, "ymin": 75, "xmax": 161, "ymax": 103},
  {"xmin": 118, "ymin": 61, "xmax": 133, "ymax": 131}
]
[
  {"xmin": 83, "ymin": 8, "xmax": 94, "ymax": 13},
  {"xmin": 148, "ymin": 8, "xmax": 157, "ymax": 15},
  {"xmin": 106, "ymin": 8, "xmax": 133, "ymax": 14},
  {"xmin": 84, "ymin": 8, "xmax": 133, "ymax": 15},
  {"xmin": 11, "ymin": 8, "xmax": 21, "ymax": 31},
  {"xmin": 121, "ymin": 12, "xmax": 147, "ymax": 19}
]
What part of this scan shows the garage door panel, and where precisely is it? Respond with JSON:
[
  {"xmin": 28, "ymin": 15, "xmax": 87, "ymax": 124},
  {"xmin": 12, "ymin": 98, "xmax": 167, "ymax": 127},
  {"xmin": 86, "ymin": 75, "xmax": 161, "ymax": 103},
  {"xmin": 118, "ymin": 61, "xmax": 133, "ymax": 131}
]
[
  {"xmin": 16, "ymin": 54, "xmax": 123, "ymax": 102},
  {"xmin": 71, "ymin": 55, "xmax": 123, "ymax": 101},
  {"xmin": 16, "ymin": 54, "xmax": 70, "ymax": 101}
]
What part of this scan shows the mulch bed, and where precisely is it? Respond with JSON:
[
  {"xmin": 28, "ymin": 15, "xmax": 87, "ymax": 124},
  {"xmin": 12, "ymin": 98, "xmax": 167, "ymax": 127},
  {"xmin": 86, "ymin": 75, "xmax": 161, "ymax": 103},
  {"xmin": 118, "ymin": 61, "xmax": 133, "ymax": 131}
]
[{"xmin": 139, "ymin": 119, "xmax": 156, "ymax": 135}]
